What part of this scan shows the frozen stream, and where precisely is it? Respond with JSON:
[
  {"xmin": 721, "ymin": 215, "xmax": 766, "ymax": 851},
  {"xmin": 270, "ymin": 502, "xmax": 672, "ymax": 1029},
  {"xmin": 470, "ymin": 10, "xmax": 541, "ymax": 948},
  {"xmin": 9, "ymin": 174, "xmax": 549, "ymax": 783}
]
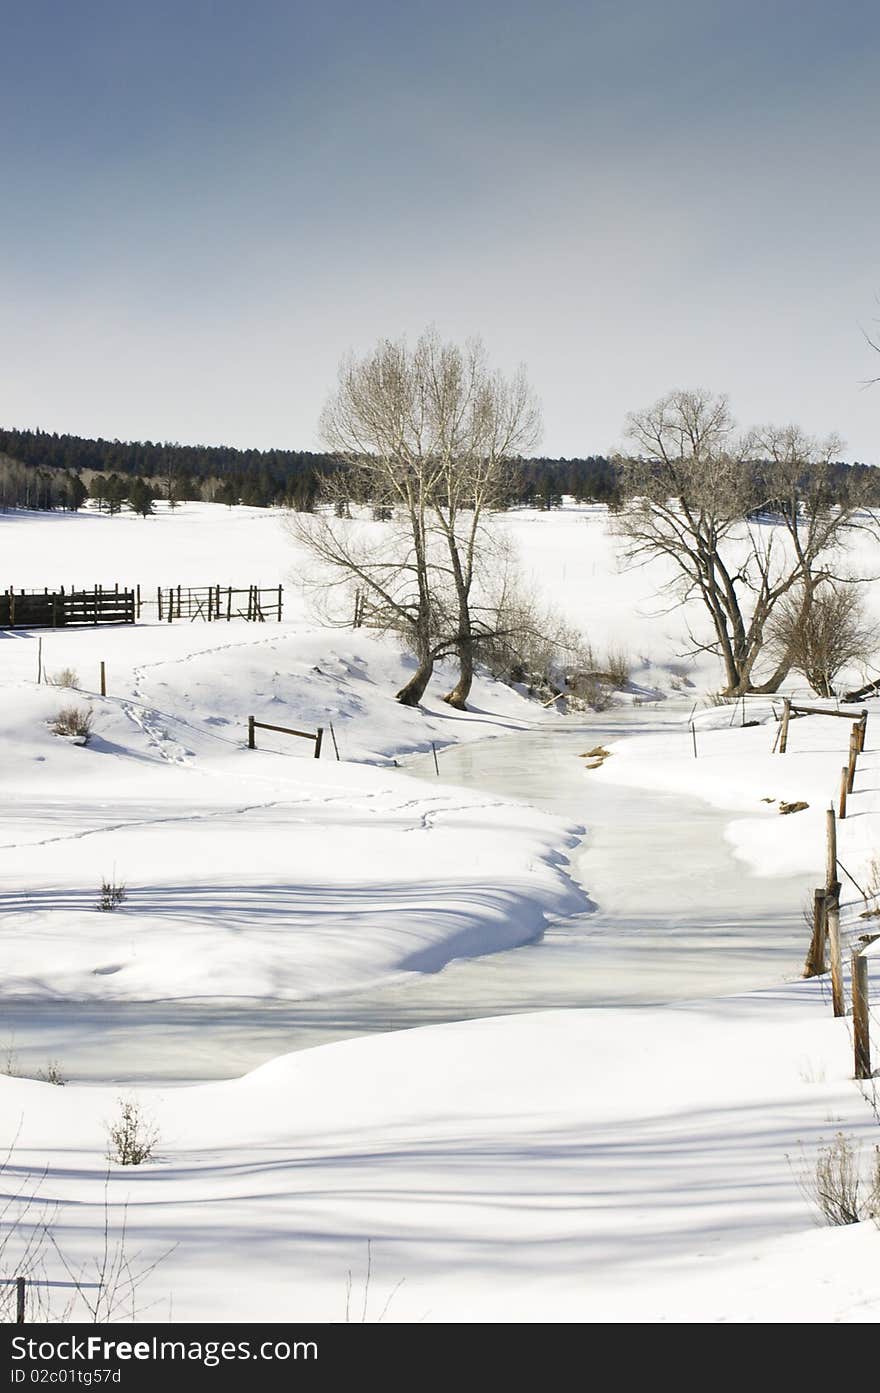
[{"xmin": 1, "ymin": 710, "xmax": 811, "ymax": 1084}]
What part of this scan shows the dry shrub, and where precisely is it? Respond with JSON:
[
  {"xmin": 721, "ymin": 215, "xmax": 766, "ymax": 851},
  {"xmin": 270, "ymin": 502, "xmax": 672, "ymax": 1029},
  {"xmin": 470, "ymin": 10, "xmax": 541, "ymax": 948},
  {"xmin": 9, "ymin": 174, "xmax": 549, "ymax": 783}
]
[
  {"xmin": 50, "ymin": 706, "xmax": 93, "ymax": 741},
  {"xmin": 48, "ymin": 668, "xmax": 79, "ymax": 689},
  {"xmin": 811, "ymin": 1134, "xmax": 866, "ymax": 1225},
  {"xmin": 108, "ymin": 1100, "xmax": 157, "ymax": 1166},
  {"xmin": 97, "ymin": 879, "xmax": 126, "ymax": 912}
]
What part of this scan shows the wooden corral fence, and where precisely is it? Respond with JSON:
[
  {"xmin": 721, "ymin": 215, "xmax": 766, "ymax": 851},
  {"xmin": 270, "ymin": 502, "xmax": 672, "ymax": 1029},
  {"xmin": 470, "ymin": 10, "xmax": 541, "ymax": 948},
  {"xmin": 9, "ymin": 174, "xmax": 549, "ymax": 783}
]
[
  {"xmin": 156, "ymin": 584, "xmax": 283, "ymax": 623},
  {"xmin": 0, "ymin": 585, "xmax": 135, "ymax": 629}
]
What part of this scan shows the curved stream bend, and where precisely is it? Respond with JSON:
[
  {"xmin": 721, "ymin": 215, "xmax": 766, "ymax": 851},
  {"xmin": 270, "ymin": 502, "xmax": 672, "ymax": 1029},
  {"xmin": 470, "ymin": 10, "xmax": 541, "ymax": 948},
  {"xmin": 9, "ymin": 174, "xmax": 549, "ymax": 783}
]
[{"xmin": 2, "ymin": 712, "xmax": 809, "ymax": 1083}]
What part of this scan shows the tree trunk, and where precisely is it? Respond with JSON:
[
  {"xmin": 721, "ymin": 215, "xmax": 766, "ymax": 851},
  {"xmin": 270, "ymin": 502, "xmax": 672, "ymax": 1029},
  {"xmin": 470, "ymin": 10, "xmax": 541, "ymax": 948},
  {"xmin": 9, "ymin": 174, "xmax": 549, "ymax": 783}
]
[
  {"xmin": 443, "ymin": 637, "xmax": 474, "ymax": 709},
  {"xmin": 396, "ymin": 656, "xmax": 434, "ymax": 706}
]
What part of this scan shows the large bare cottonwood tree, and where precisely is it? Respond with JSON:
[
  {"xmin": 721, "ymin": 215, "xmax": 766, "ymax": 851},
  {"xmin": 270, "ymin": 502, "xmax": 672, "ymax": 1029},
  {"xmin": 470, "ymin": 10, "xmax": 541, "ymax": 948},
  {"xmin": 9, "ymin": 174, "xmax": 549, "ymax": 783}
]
[
  {"xmin": 615, "ymin": 390, "xmax": 869, "ymax": 694},
  {"xmin": 290, "ymin": 330, "xmax": 540, "ymax": 706}
]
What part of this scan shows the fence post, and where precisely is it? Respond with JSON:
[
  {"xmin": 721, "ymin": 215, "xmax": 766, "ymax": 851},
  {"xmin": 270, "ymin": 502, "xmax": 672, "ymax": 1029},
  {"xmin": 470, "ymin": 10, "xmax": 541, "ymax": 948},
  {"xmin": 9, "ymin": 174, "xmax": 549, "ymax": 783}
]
[
  {"xmin": 329, "ymin": 722, "xmax": 340, "ymax": 761},
  {"xmin": 779, "ymin": 698, "xmax": 791, "ymax": 753},
  {"xmin": 826, "ymin": 807, "xmax": 837, "ymax": 891},
  {"xmin": 100, "ymin": 661, "xmax": 106, "ymax": 697},
  {"xmin": 314, "ymin": 727, "xmax": 323, "ymax": 760},
  {"xmin": 431, "ymin": 741, "xmax": 440, "ymax": 776},
  {"xmin": 826, "ymin": 889, "xmax": 845, "ymax": 1018},
  {"xmin": 36, "ymin": 637, "xmax": 42, "ymax": 685},
  {"xmin": 839, "ymin": 766, "xmax": 848, "ymax": 819},
  {"xmin": 859, "ymin": 710, "xmax": 868, "ymax": 752},
  {"xmin": 690, "ymin": 723, "xmax": 698, "ymax": 759},
  {"xmin": 16, "ymin": 1275, "xmax": 25, "ymax": 1323},
  {"xmin": 803, "ymin": 888, "xmax": 827, "ymax": 978},
  {"xmin": 277, "ymin": 584, "xmax": 283, "ymax": 622},
  {"xmin": 851, "ymin": 949, "xmax": 871, "ymax": 1079},
  {"xmin": 157, "ymin": 586, "xmax": 163, "ymax": 622},
  {"xmin": 248, "ymin": 716, "xmax": 255, "ymax": 750},
  {"xmin": 847, "ymin": 727, "xmax": 858, "ymax": 793}
]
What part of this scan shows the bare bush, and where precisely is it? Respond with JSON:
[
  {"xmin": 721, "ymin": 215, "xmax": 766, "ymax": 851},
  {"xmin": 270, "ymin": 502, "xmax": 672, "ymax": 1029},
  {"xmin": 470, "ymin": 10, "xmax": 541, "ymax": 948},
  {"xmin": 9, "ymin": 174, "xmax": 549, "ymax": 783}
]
[
  {"xmin": 50, "ymin": 706, "xmax": 93, "ymax": 741},
  {"xmin": 810, "ymin": 1134, "xmax": 864, "ymax": 1225},
  {"xmin": 107, "ymin": 1100, "xmax": 157, "ymax": 1166},
  {"xmin": 37, "ymin": 1061, "xmax": 66, "ymax": 1087},
  {"xmin": 571, "ymin": 672, "xmax": 615, "ymax": 711},
  {"xmin": 96, "ymin": 878, "xmax": 126, "ymax": 912},
  {"xmin": 602, "ymin": 647, "xmax": 632, "ymax": 689},
  {"xmin": 767, "ymin": 584, "xmax": 879, "ymax": 697},
  {"xmin": 869, "ymin": 1147, "xmax": 880, "ymax": 1225},
  {"xmin": 48, "ymin": 668, "xmax": 79, "ymax": 689}
]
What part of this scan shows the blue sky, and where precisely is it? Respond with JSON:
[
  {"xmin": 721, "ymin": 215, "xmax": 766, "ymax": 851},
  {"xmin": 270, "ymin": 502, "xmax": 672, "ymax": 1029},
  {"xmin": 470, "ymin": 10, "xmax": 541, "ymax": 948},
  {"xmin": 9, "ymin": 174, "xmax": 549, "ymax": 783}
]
[{"xmin": 2, "ymin": 0, "xmax": 879, "ymax": 459}]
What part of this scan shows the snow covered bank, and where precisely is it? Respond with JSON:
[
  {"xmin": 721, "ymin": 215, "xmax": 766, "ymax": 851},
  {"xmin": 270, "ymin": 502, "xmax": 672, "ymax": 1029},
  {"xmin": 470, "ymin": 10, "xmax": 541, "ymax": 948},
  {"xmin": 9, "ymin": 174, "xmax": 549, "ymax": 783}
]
[
  {"xmin": 0, "ymin": 679, "xmax": 585, "ymax": 1002},
  {"xmin": 2, "ymin": 982, "xmax": 878, "ymax": 1323},
  {"xmin": 595, "ymin": 703, "xmax": 880, "ymax": 891}
]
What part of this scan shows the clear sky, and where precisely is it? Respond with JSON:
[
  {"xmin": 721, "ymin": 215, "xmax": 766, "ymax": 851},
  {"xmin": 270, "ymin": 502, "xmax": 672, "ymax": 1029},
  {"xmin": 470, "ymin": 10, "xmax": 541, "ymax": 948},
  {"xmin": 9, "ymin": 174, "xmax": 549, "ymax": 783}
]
[{"xmin": 2, "ymin": 0, "xmax": 879, "ymax": 460}]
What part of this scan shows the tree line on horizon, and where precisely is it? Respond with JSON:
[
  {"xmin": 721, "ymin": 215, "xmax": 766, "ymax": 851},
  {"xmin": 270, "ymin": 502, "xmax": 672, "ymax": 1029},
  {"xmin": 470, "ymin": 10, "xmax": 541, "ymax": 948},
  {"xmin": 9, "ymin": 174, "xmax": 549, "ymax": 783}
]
[
  {"xmin": 2, "ymin": 423, "xmax": 879, "ymax": 518},
  {"xmin": 0, "ymin": 424, "xmax": 627, "ymax": 512}
]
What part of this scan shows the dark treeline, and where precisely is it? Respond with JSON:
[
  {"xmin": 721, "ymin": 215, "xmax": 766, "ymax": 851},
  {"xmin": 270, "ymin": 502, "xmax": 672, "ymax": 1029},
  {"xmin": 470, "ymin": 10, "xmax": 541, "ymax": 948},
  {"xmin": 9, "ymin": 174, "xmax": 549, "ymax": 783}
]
[
  {"xmin": 0, "ymin": 426, "xmax": 625, "ymax": 512},
  {"xmin": 509, "ymin": 456, "xmax": 623, "ymax": 509},
  {"xmin": 0, "ymin": 427, "xmax": 332, "ymax": 510},
  {"xmin": 1, "ymin": 425, "xmax": 878, "ymax": 515}
]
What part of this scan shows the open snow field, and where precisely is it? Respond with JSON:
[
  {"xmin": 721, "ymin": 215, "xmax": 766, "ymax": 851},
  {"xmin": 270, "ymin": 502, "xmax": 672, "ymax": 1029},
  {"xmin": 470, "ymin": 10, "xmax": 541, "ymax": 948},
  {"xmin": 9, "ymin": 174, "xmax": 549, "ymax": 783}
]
[{"xmin": 1, "ymin": 501, "xmax": 878, "ymax": 1323}]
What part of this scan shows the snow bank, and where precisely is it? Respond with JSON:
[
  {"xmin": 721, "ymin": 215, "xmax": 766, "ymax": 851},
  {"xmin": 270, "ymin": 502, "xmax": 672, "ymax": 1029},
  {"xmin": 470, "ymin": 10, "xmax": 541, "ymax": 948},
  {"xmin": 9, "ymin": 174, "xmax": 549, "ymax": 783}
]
[{"xmin": 1, "ymin": 984, "xmax": 877, "ymax": 1323}]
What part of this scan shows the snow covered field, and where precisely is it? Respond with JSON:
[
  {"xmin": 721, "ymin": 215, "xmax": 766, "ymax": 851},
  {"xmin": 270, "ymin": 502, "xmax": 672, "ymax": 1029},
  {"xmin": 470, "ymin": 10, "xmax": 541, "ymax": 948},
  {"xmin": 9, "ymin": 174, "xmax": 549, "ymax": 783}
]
[{"xmin": 1, "ymin": 500, "xmax": 878, "ymax": 1324}]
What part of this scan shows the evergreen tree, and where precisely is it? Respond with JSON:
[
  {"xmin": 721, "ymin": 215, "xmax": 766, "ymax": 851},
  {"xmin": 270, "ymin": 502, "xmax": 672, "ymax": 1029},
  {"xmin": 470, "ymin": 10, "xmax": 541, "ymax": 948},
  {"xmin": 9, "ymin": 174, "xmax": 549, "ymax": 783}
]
[{"xmin": 128, "ymin": 477, "xmax": 155, "ymax": 516}]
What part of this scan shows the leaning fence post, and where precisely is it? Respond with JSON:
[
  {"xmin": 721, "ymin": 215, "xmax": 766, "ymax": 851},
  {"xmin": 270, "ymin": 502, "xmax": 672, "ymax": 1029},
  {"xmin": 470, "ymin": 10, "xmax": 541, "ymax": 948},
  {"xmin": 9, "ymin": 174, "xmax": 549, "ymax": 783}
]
[
  {"xmin": 16, "ymin": 1275, "xmax": 25, "ymax": 1323},
  {"xmin": 779, "ymin": 698, "xmax": 791, "ymax": 753},
  {"xmin": 826, "ymin": 889, "xmax": 845, "ymax": 1018},
  {"xmin": 851, "ymin": 948, "xmax": 871, "ymax": 1079},
  {"xmin": 431, "ymin": 741, "xmax": 440, "ymax": 776},
  {"xmin": 329, "ymin": 722, "xmax": 340, "ymax": 761},
  {"xmin": 804, "ymin": 888, "xmax": 828, "ymax": 978},
  {"xmin": 248, "ymin": 716, "xmax": 255, "ymax": 750},
  {"xmin": 314, "ymin": 727, "xmax": 323, "ymax": 760}
]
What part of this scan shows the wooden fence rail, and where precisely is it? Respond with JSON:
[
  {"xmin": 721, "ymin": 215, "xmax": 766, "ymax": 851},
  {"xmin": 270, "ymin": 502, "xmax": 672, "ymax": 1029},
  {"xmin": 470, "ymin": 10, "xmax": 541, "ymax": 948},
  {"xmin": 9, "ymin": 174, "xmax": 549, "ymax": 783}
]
[{"xmin": 248, "ymin": 716, "xmax": 323, "ymax": 758}]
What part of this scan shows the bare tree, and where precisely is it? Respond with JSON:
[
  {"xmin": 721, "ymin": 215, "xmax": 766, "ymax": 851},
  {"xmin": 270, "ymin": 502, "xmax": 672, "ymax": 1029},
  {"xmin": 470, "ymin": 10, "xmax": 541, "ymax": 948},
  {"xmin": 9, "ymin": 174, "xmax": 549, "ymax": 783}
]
[
  {"xmin": 417, "ymin": 334, "xmax": 541, "ymax": 706},
  {"xmin": 291, "ymin": 331, "xmax": 540, "ymax": 706},
  {"xmin": 615, "ymin": 390, "xmax": 870, "ymax": 694},
  {"xmin": 767, "ymin": 582, "xmax": 878, "ymax": 697}
]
